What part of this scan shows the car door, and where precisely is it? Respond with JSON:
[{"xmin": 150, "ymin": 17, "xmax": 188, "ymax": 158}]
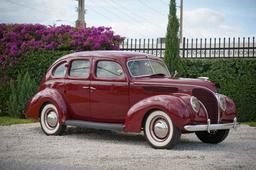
[
  {"xmin": 90, "ymin": 59, "xmax": 129, "ymax": 123},
  {"xmin": 64, "ymin": 58, "xmax": 91, "ymax": 120}
]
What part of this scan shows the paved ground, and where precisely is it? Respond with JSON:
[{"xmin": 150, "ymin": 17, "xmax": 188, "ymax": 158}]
[{"xmin": 0, "ymin": 123, "xmax": 255, "ymax": 170}]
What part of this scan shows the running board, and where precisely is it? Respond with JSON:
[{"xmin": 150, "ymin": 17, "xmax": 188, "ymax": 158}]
[{"xmin": 64, "ymin": 120, "xmax": 124, "ymax": 132}]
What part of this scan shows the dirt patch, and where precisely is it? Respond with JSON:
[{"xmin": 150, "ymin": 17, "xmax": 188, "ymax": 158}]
[{"xmin": 0, "ymin": 123, "xmax": 255, "ymax": 170}]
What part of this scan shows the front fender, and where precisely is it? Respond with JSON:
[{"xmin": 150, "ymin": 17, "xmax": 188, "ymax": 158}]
[
  {"xmin": 124, "ymin": 95, "xmax": 193, "ymax": 133},
  {"xmin": 221, "ymin": 95, "xmax": 237, "ymax": 122},
  {"xmin": 25, "ymin": 88, "xmax": 68, "ymax": 124}
]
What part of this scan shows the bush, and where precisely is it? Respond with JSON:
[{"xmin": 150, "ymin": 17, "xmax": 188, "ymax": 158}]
[
  {"xmin": 1, "ymin": 50, "xmax": 70, "ymax": 116},
  {"xmin": 7, "ymin": 72, "xmax": 37, "ymax": 118},
  {"xmin": 0, "ymin": 23, "xmax": 124, "ymax": 117},
  {"xmin": 8, "ymin": 50, "xmax": 72, "ymax": 84},
  {"xmin": 181, "ymin": 59, "xmax": 256, "ymax": 121},
  {"xmin": 0, "ymin": 24, "xmax": 124, "ymax": 71},
  {"xmin": 0, "ymin": 84, "xmax": 10, "ymax": 116}
]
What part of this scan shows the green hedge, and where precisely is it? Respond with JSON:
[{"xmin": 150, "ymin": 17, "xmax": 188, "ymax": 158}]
[
  {"xmin": 0, "ymin": 50, "xmax": 72, "ymax": 116},
  {"xmin": 0, "ymin": 84, "xmax": 10, "ymax": 116},
  {"xmin": 8, "ymin": 50, "xmax": 73, "ymax": 84},
  {"xmin": 7, "ymin": 72, "xmax": 37, "ymax": 118},
  {"xmin": 1, "ymin": 50, "xmax": 255, "ymax": 121},
  {"xmin": 181, "ymin": 59, "xmax": 256, "ymax": 121}
]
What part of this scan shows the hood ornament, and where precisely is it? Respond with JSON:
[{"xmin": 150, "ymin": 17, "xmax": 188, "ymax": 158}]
[{"xmin": 172, "ymin": 70, "xmax": 178, "ymax": 79}]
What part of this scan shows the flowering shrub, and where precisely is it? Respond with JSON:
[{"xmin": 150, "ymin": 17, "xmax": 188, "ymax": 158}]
[
  {"xmin": 0, "ymin": 24, "xmax": 124, "ymax": 70},
  {"xmin": 0, "ymin": 24, "xmax": 123, "ymax": 116}
]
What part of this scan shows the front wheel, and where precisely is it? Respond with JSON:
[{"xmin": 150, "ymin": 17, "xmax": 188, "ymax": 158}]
[
  {"xmin": 144, "ymin": 110, "xmax": 181, "ymax": 149},
  {"xmin": 40, "ymin": 104, "xmax": 66, "ymax": 135},
  {"xmin": 195, "ymin": 130, "xmax": 229, "ymax": 144}
]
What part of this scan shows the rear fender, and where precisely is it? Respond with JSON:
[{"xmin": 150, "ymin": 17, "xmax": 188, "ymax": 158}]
[
  {"xmin": 25, "ymin": 88, "xmax": 68, "ymax": 124},
  {"xmin": 124, "ymin": 95, "xmax": 192, "ymax": 133}
]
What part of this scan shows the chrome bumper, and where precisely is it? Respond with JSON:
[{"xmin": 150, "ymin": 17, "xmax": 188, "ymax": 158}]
[{"xmin": 184, "ymin": 117, "xmax": 239, "ymax": 133}]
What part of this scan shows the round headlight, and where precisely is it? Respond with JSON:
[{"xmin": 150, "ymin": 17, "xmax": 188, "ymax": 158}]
[
  {"xmin": 216, "ymin": 94, "xmax": 227, "ymax": 111},
  {"xmin": 190, "ymin": 96, "xmax": 200, "ymax": 113}
]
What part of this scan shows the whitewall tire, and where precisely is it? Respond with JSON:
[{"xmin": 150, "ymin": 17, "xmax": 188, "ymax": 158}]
[
  {"xmin": 40, "ymin": 104, "xmax": 66, "ymax": 135},
  {"xmin": 144, "ymin": 110, "xmax": 181, "ymax": 149}
]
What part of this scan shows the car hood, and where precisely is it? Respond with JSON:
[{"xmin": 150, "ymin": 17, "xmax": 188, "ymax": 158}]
[{"xmin": 133, "ymin": 77, "xmax": 217, "ymax": 92}]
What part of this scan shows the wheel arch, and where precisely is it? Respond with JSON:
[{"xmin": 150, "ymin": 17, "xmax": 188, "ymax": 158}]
[
  {"xmin": 39, "ymin": 101, "xmax": 53, "ymax": 118},
  {"xmin": 26, "ymin": 88, "xmax": 68, "ymax": 124},
  {"xmin": 124, "ymin": 95, "xmax": 192, "ymax": 133},
  {"xmin": 141, "ymin": 108, "xmax": 159, "ymax": 130}
]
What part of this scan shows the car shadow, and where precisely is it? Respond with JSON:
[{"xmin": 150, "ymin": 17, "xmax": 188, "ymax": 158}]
[
  {"xmin": 65, "ymin": 126, "xmax": 147, "ymax": 146},
  {"xmin": 61, "ymin": 126, "xmax": 235, "ymax": 151}
]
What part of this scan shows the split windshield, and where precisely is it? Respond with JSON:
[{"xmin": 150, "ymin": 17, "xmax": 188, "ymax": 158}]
[{"xmin": 127, "ymin": 59, "xmax": 170, "ymax": 77}]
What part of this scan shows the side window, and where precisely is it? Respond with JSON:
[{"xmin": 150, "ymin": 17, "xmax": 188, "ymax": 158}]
[
  {"xmin": 96, "ymin": 61, "xmax": 124, "ymax": 79},
  {"xmin": 52, "ymin": 62, "xmax": 66, "ymax": 77},
  {"xmin": 69, "ymin": 60, "xmax": 90, "ymax": 78}
]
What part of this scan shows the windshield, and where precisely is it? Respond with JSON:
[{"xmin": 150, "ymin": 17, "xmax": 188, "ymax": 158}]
[{"xmin": 127, "ymin": 59, "xmax": 170, "ymax": 77}]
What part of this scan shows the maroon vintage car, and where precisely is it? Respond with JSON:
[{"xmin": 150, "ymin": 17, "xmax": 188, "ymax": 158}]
[{"xmin": 26, "ymin": 51, "xmax": 238, "ymax": 149}]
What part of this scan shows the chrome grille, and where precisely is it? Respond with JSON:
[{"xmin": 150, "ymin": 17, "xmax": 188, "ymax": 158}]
[{"xmin": 192, "ymin": 88, "xmax": 219, "ymax": 124}]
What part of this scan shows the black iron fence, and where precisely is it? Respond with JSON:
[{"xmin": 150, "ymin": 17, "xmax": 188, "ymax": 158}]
[{"xmin": 120, "ymin": 37, "xmax": 256, "ymax": 59}]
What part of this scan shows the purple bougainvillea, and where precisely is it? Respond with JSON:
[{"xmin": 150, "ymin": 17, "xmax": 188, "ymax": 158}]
[{"xmin": 0, "ymin": 24, "xmax": 124, "ymax": 70}]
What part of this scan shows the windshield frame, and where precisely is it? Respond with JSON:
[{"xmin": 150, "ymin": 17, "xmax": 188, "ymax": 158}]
[{"xmin": 126, "ymin": 58, "xmax": 171, "ymax": 78}]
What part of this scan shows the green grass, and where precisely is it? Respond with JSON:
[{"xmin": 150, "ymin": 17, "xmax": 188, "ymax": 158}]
[
  {"xmin": 0, "ymin": 116, "xmax": 33, "ymax": 126},
  {"xmin": 241, "ymin": 122, "xmax": 256, "ymax": 127}
]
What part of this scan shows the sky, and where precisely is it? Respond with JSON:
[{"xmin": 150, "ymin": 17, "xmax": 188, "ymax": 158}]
[{"xmin": 0, "ymin": 0, "xmax": 255, "ymax": 39}]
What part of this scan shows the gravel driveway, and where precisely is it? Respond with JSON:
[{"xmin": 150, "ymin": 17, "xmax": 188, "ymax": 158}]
[{"xmin": 0, "ymin": 123, "xmax": 255, "ymax": 170}]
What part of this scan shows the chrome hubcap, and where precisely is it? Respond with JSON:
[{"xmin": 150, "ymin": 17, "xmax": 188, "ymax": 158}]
[
  {"xmin": 46, "ymin": 111, "xmax": 58, "ymax": 128},
  {"xmin": 153, "ymin": 119, "xmax": 169, "ymax": 139}
]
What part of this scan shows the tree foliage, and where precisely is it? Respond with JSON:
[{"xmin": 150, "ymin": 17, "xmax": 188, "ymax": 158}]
[
  {"xmin": 164, "ymin": 0, "xmax": 182, "ymax": 74},
  {"xmin": 7, "ymin": 72, "xmax": 37, "ymax": 118}
]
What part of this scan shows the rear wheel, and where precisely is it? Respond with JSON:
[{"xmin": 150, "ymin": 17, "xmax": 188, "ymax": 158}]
[
  {"xmin": 144, "ymin": 110, "xmax": 181, "ymax": 149},
  {"xmin": 40, "ymin": 104, "xmax": 66, "ymax": 135},
  {"xmin": 195, "ymin": 130, "xmax": 229, "ymax": 144}
]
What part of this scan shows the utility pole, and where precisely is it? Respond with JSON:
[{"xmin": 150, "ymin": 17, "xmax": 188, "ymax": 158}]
[
  {"xmin": 76, "ymin": 0, "xmax": 86, "ymax": 28},
  {"xmin": 179, "ymin": 0, "xmax": 183, "ymax": 44}
]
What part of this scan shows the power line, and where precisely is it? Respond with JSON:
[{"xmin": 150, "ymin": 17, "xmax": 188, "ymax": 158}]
[
  {"xmin": 137, "ymin": 0, "xmax": 167, "ymax": 16},
  {"xmin": 106, "ymin": 0, "xmax": 168, "ymax": 35},
  {"xmin": 87, "ymin": 8, "xmax": 114, "ymax": 22},
  {"xmin": 106, "ymin": 0, "xmax": 163, "ymax": 32},
  {"xmin": 107, "ymin": 0, "xmax": 144, "ymax": 23},
  {"xmin": 4, "ymin": 0, "xmax": 76, "ymax": 26},
  {"xmin": 4, "ymin": 0, "xmax": 64, "ymax": 16},
  {"xmin": 109, "ymin": 0, "xmax": 163, "ymax": 26},
  {"xmin": 4, "ymin": 0, "xmax": 46, "ymax": 13},
  {"xmin": 88, "ymin": 2, "xmax": 154, "ymax": 37},
  {"xmin": 87, "ymin": 3, "xmax": 147, "ymax": 38},
  {"xmin": 159, "ymin": 0, "xmax": 169, "ymax": 6}
]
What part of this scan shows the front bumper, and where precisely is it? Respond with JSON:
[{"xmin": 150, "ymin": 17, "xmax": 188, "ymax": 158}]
[{"xmin": 184, "ymin": 117, "xmax": 239, "ymax": 133}]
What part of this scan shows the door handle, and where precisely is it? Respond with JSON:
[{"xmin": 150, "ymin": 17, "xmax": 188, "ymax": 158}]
[
  {"xmin": 90, "ymin": 87, "xmax": 96, "ymax": 90},
  {"xmin": 82, "ymin": 86, "xmax": 96, "ymax": 90}
]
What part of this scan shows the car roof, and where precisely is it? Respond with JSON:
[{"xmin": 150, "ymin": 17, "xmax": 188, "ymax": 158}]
[{"xmin": 56, "ymin": 50, "xmax": 159, "ymax": 62}]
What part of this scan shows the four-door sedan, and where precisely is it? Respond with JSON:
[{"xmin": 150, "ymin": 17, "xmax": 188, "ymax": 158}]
[{"xmin": 26, "ymin": 51, "xmax": 239, "ymax": 149}]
